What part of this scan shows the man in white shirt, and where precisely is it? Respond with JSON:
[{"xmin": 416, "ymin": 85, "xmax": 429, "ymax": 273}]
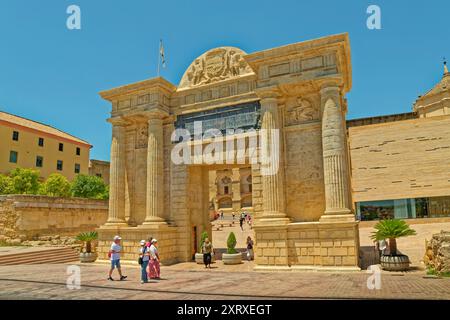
[{"xmin": 108, "ymin": 235, "xmax": 127, "ymax": 281}]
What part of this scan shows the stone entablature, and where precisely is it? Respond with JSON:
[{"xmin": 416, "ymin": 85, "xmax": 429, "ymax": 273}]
[{"xmin": 97, "ymin": 33, "xmax": 359, "ymax": 271}]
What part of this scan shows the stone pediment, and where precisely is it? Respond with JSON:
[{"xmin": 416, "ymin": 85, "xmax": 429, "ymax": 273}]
[{"xmin": 178, "ymin": 47, "xmax": 254, "ymax": 90}]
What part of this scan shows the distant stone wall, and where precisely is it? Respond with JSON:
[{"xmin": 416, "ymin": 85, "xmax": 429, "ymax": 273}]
[{"xmin": 0, "ymin": 195, "xmax": 108, "ymax": 243}]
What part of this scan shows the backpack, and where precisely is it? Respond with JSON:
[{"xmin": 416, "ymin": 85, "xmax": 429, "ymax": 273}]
[{"xmin": 138, "ymin": 247, "xmax": 147, "ymax": 265}]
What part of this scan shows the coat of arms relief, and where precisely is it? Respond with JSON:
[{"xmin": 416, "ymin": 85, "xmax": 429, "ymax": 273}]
[
  {"xmin": 285, "ymin": 98, "xmax": 319, "ymax": 126},
  {"xmin": 180, "ymin": 47, "xmax": 253, "ymax": 88}
]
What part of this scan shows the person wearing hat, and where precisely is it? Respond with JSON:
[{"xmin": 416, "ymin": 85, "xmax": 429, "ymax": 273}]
[
  {"xmin": 139, "ymin": 240, "xmax": 150, "ymax": 284},
  {"xmin": 107, "ymin": 235, "xmax": 127, "ymax": 281},
  {"xmin": 148, "ymin": 239, "xmax": 161, "ymax": 279}
]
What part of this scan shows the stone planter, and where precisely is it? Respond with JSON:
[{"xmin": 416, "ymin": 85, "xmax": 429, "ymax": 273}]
[
  {"xmin": 222, "ymin": 252, "xmax": 242, "ymax": 265},
  {"xmin": 195, "ymin": 253, "xmax": 215, "ymax": 264},
  {"xmin": 80, "ymin": 252, "xmax": 98, "ymax": 263},
  {"xmin": 380, "ymin": 254, "xmax": 410, "ymax": 271}
]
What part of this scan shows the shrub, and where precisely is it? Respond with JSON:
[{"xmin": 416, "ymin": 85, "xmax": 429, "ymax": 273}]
[
  {"xmin": 9, "ymin": 168, "xmax": 41, "ymax": 194},
  {"xmin": 40, "ymin": 173, "xmax": 71, "ymax": 197},
  {"xmin": 71, "ymin": 174, "xmax": 108, "ymax": 199},
  {"xmin": 0, "ymin": 174, "xmax": 13, "ymax": 194},
  {"xmin": 76, "ymin": 231, "xmax": 98, "ymax": 253},
  {"xmin": 370, "ymin": 219, "xmax": 416, "ymax": 255},
  {"xmin": 227, "ymin": 232, "xmax": 237, "ymax": 254},
  {"xmin": 199, "ymin": 231, "xmax": 209, "ymax": 252}
]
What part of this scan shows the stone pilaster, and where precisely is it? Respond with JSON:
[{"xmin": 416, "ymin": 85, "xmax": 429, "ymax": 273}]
[
  {"xmin": 258, "ymin": 94, "xmax": 289, "ymax": 225},
  {"xmin": 320, "ymin": 83, "xmax": 354, "ymax": 222},
  {"xmin": 105, "ymin": 123, "xmax": 127, "ymax": 226},
  {"xmin": 142, "ymin": 116, "xmax": 166, "ymax": 225},
  {"xmin": 231, "ymin": 168, "xmax": 241, "ymax": 212}
]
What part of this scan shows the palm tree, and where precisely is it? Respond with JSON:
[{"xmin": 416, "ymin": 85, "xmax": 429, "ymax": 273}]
[
  {"xmin": 76, "ymin": 231, "xmax": 98, "ymax": 253},
  {"xmin": 370, "ymin": 219, "xmax": 416, "ymax": 255}
]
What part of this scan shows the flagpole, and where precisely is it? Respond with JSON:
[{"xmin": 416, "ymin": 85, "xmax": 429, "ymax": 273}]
[{"xmin": 157, "ymin": 40, "xmax": 161, "ymax": 77}]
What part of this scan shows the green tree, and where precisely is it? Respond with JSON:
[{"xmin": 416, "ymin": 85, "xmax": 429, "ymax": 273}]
[
  {"xmin": 41, "ymin": 173, "xmax": 71, "ymax": 197},
  {"xmin": 9, "ymin": 168, "xmax": 41, "ymax": 194},
  {"xmin": 227, "ymin": 232, "xmax": 237, "ymax": 254},
  {"xmin": 370, "ymin": 219, "xmax": 417, "ymax": 255},
  {"xmin": 71, "ymin": 174, "xmax": 109, "ymax": 199},
  {"xmin": 76, "ymin": 231, "xmax": 98, "ymax": 253},
  {"xmin": 0, "ymin": 174, "xmax": 13, "ymax": 194}
]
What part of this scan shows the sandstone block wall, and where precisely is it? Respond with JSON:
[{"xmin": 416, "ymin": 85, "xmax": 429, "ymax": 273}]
[{"xmin": 0, "ymin": 195, "xmax": 108, "ymax": 241}]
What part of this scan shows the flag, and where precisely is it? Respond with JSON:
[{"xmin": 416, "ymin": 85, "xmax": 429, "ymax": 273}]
[{"xmin": 159, "ymin": 39, "xmax": 166, "ymax": 68}]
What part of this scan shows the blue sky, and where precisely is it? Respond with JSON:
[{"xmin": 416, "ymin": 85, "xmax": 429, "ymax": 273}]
[{"xmin": 0, "ymin": 0, "xmax": 449, "ymax": 161}]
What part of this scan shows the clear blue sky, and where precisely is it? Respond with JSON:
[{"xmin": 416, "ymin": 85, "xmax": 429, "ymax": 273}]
[{"xmin": 0, "ymin": 0, "xmax": 448, "ymax": 161}]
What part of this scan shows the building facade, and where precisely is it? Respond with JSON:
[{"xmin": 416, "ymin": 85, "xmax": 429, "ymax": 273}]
[
  {"xmin": 89, "ymin": 159, "xmax": 110, "ymax": 185},
  {"xmin": 348, "ymin": 64, "xmax": 450, "ymax": 221},
  {"xmin": 0, "ymin": 111, "xmax": 91, "ymax": 181},
  {"xmin": 97, "ymin": 34, "xmax": 360, "ymax": 271}
]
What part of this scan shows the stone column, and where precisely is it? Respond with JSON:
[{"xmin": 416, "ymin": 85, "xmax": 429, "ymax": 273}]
[
  {"xmin": 259, "ymin": 96, "xmax": 289, "ymax": 223},
  {"xmin": 106, "ymin": 123, "xmax": 127, "ymax": 225},
  {"xmin": 232, "ymin": 168, "xmax": 241, "ymax": 212},
  {"xmin": 143, "ymin": 116, "xmax": 166, "ymax": 225},
  {"xmin": 320, "ymin": 83, "xmax": 354, "ymax": 222}
]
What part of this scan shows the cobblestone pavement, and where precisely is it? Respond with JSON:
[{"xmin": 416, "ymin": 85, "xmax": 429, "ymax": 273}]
[{"xmin": 0, "ymin": 263, "xmax": 448, "ymax": 300}]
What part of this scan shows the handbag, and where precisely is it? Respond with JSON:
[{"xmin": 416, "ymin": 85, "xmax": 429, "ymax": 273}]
[{"xmin": 138, "ymin": 247, "xmax": 147, "ymax": 265}]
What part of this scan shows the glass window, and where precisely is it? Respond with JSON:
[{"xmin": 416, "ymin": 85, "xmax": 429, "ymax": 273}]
[
  {"xmin": 59, "ymin": 143, "xmax": 64, "ymax": 151},
  {"xmin": 76, "ymin": 147, "xmax": 81, "ymax": 156},
  {"xmin": 9, "ymin": 151, "xmax": 18, "ymax": 163},
  {"xmin": 74, "ymin": 163, "xmax": 80, "ymax": 174},
  {"xmin": 36, "ymin": 156, "xmax": 43, "ymax": 168},
  {"xmin": 12, "ymin": 131, "xmax": 19, "ymax": 141},
  {"xmin": 57, "ymin": 160, "xmax": 63, "ymax": 171},
  {"xmin": 38, "ymin": 137, "xmax": 44, "ymax": 147}
]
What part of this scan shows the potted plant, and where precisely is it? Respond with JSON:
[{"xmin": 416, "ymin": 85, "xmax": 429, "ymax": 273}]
[
  {"xmin": 195, "ymin": 231, "xmax": 215, "ymax": 264},
  {"xmin": 371, "ymin": 219, "xmax": 416, "ymax": 271},
  {"xmin": 222, "ymin": 232, "xmax": 242, "ymax": 265},
  {"xmin": 76, "ymin": 231, "xmax": 98, "ymax": 263}
]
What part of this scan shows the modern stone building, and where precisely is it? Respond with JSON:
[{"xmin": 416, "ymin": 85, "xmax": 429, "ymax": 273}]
[
  {"xmin": 97, "ymin": 33, "xmax": 360, "ymax": 271},
  {"xmin": 348, "ymin": 62, "xmax": 450, "ymax": 221},
  {"xmin": 0, "ymin": 110, "xmax": 91, "ymax": 181}
]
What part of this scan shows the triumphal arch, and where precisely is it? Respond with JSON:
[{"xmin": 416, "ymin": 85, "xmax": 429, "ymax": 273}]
[{"xmin": 97, "ymin": 33, "xmax": 360, "ymax": 271}]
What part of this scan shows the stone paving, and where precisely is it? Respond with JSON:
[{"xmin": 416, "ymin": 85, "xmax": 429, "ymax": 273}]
[{"xmin": 0, "ymin": 262, "xmax": 449, "ymax": 300}]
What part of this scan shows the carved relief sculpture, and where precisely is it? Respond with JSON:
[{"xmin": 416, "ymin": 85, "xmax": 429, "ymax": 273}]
[
  {"xmin": 135, "ymin": 124, "xmax": 148, "ymax": 149},
  {"xmin": 180, "ymin": 47, "xmax": 253, "ymax": 88},
  {"xmin": 285, "ymin": 98, "xmax": 319, "ymax": 125}
]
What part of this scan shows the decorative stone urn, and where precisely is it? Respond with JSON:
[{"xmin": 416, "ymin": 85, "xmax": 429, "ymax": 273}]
[
  {"xmin": 79, "ymin": 252, "xmax": 98, "ymax": 263},
  {"xmin": 380, "ymin": 254, "xmax": 410, "ymax": 271},
  {"xmin": 222, "ymin": 252, "xmax": 242, "ymax": 265}
]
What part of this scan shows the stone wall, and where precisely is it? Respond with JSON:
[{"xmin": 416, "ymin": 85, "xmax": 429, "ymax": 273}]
[
  {"xmin": 0, "ymin": 195, "xmax": 108, "ymax": 242},
  {"xmin": 254, "ymin": 221, "xmax": 360, "ymax": 271}
]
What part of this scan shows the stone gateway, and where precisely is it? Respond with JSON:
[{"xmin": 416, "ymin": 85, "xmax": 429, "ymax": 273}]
[{"xmin": 97, "ymin": 33, "xmax": 360, "ymax": 271}]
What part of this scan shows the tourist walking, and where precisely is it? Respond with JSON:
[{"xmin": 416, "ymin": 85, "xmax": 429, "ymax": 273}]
[
  {"xmin": 220, "ymin": 211, "xmax": 224, "ymax": 220},
  {"xmin": 202, "ymin": 238, "xmax": 214, "ymax": 268},
  {"xmin": 107, "ymin": 235, "xmax": 127, "ymax": 281},
  {"xmin": 148, "ymin": 239, "xmax": 161, "ymax": 279},
  {"xmin": 246, "ymin": 236, "xmax": 254, "ymax": 261},
  {"xmin": 239, "ymin": 216, "xmax": 244, "ymax": 231},
  {"xmin": 139, "ymin": 240, "xmax": 150, "ymax": 284}
]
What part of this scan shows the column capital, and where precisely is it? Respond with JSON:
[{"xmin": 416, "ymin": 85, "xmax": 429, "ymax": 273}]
[
  {"xmin": 255, "ymin": 87, "xmax": 281, "ymax": 102},
  {"xmin": 107, "ymin": 116, "xmax": 129, "ymax": 127}
]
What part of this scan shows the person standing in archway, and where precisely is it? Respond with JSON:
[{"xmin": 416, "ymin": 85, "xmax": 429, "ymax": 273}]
[{"xmin": 202, "ymin": 238, "xmax": 214, "ymax": 268}]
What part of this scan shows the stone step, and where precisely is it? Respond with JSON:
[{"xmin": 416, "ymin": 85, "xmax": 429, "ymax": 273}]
[
  {"xmin": 0, "ymin": 247, "xmax": 79, "ymax": 265},
  {"xmin": 0, "ymin": 256, "xmax": 79, "ymax": 266}
]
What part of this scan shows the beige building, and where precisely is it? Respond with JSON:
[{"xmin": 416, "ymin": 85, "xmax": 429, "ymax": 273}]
[
  {"xmin": 97, "ymin": 33, "xmax": 360, "ymax": 271},
  {"xmin": 89, "ymin": 159, "xmax": 110, "ymax": 185},
  {"xmin": 0, "ymin": 111, "xmax": 91, "ymax": 181},
  {"xmin": 348, "ymin": 63, "xmax": 450, "ymax": 221},
  {"xmin": 209, "ymin": 167, "xmax": 253, "ymax": 214}
]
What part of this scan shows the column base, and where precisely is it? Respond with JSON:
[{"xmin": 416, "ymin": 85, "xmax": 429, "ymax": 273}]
[
  {"xmin": 319, "ymin": 213, "xmax": 356, "ymax": 223},
  {"xmin": 256, "ymin": 211, "xmax": 290, "ymax": 226},
  {"xmin": 140, "ymin": 217, "xmax": 167, "ymax": 226},
  {"xmin": 102, "ymin": 219, "xmax": 128, "ymax": 227}
]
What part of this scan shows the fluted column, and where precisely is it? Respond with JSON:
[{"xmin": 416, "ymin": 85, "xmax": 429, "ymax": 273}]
[
  {"xmin": 259, "ymin": 96, "xmax": 288, "ymax": 223},
  {"xmin": 320, "ymin": 83, "xmax": 354, "ymax": 222},
  {"xmin": 143, "ymin": 117, "xmax": 166, "ymax": 225},
  {"xmin": 106, "ymin": 124, "xmax": 127, "ymax": 225}
]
